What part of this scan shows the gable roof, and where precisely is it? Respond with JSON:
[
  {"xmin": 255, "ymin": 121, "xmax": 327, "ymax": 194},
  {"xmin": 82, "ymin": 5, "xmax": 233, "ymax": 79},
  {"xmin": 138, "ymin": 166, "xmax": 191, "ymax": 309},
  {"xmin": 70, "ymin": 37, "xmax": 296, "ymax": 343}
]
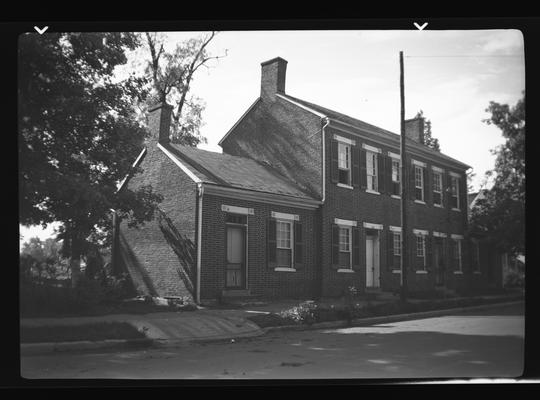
[
  {"xmin": 161, "ymin": 142, "xmax": 317, "ymax": 200},
  {"xmin": 278, "ymin": 93, "xmax": 471, "ymax": 170}
]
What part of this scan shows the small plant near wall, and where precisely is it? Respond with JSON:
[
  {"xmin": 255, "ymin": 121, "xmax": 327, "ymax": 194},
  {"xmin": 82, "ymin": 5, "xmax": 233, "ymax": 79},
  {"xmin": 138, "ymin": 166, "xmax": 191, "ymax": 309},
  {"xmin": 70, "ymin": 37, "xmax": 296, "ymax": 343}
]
[{"xmin": 279, "ymin": 301, "xmax": 318, "ymax": 325}]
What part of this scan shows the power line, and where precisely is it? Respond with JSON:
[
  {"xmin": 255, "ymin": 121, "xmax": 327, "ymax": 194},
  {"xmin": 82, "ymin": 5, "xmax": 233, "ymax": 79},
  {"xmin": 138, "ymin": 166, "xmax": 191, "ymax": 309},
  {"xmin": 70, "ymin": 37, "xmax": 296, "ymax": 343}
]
[{"xmin": 405, "ymin": 54, "xmax": 522, "ymax": 58}]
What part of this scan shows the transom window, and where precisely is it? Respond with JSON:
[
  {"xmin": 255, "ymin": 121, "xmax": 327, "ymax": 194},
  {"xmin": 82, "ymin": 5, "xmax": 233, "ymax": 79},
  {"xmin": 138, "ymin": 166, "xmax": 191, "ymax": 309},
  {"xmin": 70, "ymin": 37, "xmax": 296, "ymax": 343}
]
[
  {"xmin": 338, "ymin": 142, "xmax": 351, "ymax": 185},
  {"xmin": 414, "ymin": 165, "xmax": 424, "ymax": 201},
  {"xmin": 451, "ymin": 176, "xmax": 460, "ymax": 209},
  {"xmin": 226, "ymin": 214, "xmax": 247, "ymax": 224},
  {"xmin": 366, "ymin": 151, "xmax": 378, "ymax": 191},
  {"xmin": 433, "ymin": 172, "xmax": 443, "ymax": 206},
  {"xmin": 276, "ymin": 220, "xmax": 292, "ymax": 267},
  {"xmin": 338, "ymin": 226, "xmax": 352, "ymax": 268}
]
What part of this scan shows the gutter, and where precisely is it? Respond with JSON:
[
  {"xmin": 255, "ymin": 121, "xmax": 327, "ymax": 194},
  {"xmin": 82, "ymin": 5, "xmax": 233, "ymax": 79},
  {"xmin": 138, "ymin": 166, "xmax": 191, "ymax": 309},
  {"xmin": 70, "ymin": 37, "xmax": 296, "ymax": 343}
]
[
  {"xmin": 321, "ymin": 117, "xmax": 330, "ymax": 203},
  {"xmin": 196, "ymin": 182, "xmax": 204, "ymax": 304}
]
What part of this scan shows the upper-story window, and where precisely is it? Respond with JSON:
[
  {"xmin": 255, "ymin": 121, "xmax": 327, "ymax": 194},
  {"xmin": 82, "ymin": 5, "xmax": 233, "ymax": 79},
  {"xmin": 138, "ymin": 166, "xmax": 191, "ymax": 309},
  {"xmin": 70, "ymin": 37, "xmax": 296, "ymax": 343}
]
[
  {"xmin": 366, "ymin": 151, "xmax": 378, "ymax": 192},
  {"xmin": 433, "ymin": 170, "xmax": 443, "ymax": 206},
  {"xmin": 450, "ymin": 175, "xmax": 460, "ymax": 209},
  {"xmin": 414, "ymin": 165, "xmax": 425, "ymax": 201},
  {"xmin": 338, "ymin": 142, "xmax": 351, "ymax": 185}
]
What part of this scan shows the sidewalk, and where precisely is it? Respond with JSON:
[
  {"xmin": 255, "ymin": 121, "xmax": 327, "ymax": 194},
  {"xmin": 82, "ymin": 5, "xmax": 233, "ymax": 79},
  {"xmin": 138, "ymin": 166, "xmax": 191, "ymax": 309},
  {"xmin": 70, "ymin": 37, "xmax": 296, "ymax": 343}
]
[{"xmin": 20, "ymin": 291, "xmax": 524, "ymax": 355}]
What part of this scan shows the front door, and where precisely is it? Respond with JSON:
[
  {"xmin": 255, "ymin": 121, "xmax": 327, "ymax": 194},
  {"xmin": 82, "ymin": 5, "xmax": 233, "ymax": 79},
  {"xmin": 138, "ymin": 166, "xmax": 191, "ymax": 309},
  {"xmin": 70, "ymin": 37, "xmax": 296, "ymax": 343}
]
[
  {"xmin": 226, "ymin": 225, "xmax": 245, "ymax": 288},
  {"xmin": 366, "ymin": 233, "xmax": 380, "ymax": 288},
  {"xmin": 434, "ymin": 238, "xmax": 445, "ymax": 286}
]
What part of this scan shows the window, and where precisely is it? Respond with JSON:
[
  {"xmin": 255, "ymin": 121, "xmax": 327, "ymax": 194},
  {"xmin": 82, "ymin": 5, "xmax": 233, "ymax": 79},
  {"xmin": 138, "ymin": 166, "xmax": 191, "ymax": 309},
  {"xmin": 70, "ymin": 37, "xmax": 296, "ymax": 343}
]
[
  {"xmin": 433, "ymin": 172, "xmax": 443, "ymax": 206},
  {"xmin": 451, "ymin": 176, "xmax": 460, "ymax": 209},
  {"xmin": 276, "ymin": 220, "xmax": 292, "ymax": 267},
  {"xmin": 338, "ymin": 142, "xmax": 351, "ymax": 185},
  {"xmin": 226, "ymin": 214, "xmax": 247, "ymax": 224},
  {"xmin": 414, "ymin": 165, "xmax": 424, "ymax": 201},
  {"xmin": 391, "ymin": 159, "xmax": 400, "ymax": 195},
  {"xmin": 366, "ymin": 151, "xmax": 378, "ymax": 192},
  {"xmin": 452, "ymin": 239, "xmax": 462, "ymax": 271},
  {"xmin": 393, "ymin": 232, "xmax": 401, "ymax": 256},
  {"xmin": 338, "ymin": 226, "xmax": 352, "ymax": 269},
  {"xmin": 416, "ymin": 234, "xmax": 426, "ymax": 270}
]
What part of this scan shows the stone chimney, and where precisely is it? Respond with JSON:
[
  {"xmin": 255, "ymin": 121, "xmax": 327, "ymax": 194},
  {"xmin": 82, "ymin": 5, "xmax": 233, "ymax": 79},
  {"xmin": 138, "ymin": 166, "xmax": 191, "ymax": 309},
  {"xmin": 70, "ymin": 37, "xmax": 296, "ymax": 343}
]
[
  {"xmin": 404, "ymin": 117, "xmax": 425, "ymax": 145},
  {"xmin": 147, "ymin": 102, "xmax": 173, "ymax": 143},
  {"xmin": 260, "ymin": 57, "xmax": 288, "ymax": 100}
]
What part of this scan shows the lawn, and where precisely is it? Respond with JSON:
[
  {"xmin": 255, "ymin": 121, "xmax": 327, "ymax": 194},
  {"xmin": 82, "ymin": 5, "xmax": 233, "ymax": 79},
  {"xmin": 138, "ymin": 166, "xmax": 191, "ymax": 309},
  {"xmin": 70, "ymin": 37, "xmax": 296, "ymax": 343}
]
[{"xmin": 20, "ymin": 322, "xmax": 146, "ymax": 343}]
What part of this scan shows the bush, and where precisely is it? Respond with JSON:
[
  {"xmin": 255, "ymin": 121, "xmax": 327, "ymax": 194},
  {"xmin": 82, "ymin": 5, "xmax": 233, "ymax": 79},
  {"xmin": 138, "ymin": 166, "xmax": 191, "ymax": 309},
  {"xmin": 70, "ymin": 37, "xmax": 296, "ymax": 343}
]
[
  {"xmin": 279, "ymin": 301, "xmax": 318, "ymax": 325},
  {"xmin": 70, "ymin": 276, "xmax": 106, "ymax": 310}
]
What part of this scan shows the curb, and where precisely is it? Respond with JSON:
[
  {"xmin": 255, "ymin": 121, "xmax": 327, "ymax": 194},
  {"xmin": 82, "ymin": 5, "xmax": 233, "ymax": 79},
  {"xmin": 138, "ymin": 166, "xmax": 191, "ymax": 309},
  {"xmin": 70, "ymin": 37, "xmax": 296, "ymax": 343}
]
[
  {"xmin": 263, "ymin": 299, "xmax": 524, "ymax": 334},
  {"xmin": 21, "ymin": 338, "xmax": 154, "ymax": 356}
]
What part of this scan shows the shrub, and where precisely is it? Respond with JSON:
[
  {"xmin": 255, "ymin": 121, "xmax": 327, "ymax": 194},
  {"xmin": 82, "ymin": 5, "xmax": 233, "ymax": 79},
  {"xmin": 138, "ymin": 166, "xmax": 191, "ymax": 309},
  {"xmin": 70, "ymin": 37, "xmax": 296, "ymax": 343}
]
[
  {"xmin": 70, "ymin": 276, "xmax": 106, "ymax": 310},
  {"xmin": 279, "ymin": 301, "xmax": 318, "ymax": 325}
]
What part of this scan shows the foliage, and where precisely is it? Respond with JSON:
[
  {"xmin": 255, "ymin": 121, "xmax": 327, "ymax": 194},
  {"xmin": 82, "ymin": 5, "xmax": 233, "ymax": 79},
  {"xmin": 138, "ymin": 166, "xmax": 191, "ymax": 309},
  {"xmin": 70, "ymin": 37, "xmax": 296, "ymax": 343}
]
[
  {"xmin": 19, "ymin": 32, "xmax": 163, "ymax": 273},
  {"xmin": 279, "ymin": 301, "xmax": 318, "ymax": 325},
  {"xmin": 139, "ymin": 32, "xmax": 226, "ymax": 145},
  {"xmin": 469, "ymin": 94, "xmax": 525, "ymax": 255},
  {"xmin": 20, "ymin": 236, "xmax": 69, "ymax": 283},
  {"xmin": 414, "ymin": 110, "xmax": 441, "ymax": 152}
]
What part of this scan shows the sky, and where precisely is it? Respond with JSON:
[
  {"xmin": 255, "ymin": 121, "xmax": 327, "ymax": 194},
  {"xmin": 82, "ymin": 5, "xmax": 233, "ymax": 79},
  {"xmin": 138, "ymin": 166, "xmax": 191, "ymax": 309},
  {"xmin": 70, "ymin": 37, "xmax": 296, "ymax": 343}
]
[{"xmin": 19, "ymin": 29, "xmax": 525, "ymax": 245}]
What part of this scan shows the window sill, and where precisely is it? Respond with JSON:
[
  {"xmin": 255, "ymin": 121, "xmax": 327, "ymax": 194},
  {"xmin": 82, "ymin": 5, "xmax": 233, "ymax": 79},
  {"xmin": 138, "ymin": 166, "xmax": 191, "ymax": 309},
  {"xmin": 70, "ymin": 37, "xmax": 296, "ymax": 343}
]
[
  {"xmin": 416, "ymin": 270, "xmax": 428, "ymax": 274},
  {"xmin": 337, "ymin": 183, "xmax": 354, "ymax": 190},
  {"xmin": 453, "ymin": 270, "xmax": 463, "ymax": 275},
  {"xmin": 391, "ymin": 269, "xmax": 401, "ymax": 274},
  {"xmin": 391, "ymin": 195, "xmax": 401, "ymax": 199},
  {"xmin": 434, "ymin": 203, "xmax": 444, "ymax": 208},
  {"xmin": 452, "ymin": 208, "xmax": 461, "ymax": 212},
  {"xmin": 414, "ymin": 200, "xmax": 426, "ymax": 205},
  {"xmin": 337, "ymin": 268, "xmax": 355, "ymax": 273},
  {"xmin": 473, "ymin": 271, "xmax": 481, "ymax": 275},
  {"xmin": 274, "ymin": 267, "xmax": 296, "ymax": 272},
  {"xmin": 365, "ymin": 189, "xmax": 380, "ymax": 195}
]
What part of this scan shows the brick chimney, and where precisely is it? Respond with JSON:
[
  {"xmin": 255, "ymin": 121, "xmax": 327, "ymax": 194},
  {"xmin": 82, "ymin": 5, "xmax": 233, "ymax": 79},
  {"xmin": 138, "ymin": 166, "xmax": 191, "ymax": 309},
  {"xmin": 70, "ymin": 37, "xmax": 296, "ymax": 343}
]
[
  {"xmin": 147, "ymin": 102, "xmax": 173, "ymax": 143},
  {"xmin": 260, "ymin": 57, "xmax": 288, "ymax": 100},
  {"xmin": 404, "ymin": 117, "xmax": 425, "ymax": 145}
]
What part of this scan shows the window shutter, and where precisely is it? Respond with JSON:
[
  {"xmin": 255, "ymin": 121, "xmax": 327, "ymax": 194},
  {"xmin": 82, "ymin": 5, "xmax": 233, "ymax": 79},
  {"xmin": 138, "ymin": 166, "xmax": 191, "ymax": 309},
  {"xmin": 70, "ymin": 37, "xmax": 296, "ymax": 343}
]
[
  {"xmin": 377, "ymin": 153, "xmax": 385, "ymax": 193},
  {"xmin": 352, "ymin": 146, "xmax": 360, "ymax": 188},
  {"xmin": 460, "ymin": 174, "xmax": 467, "ymax": 210},
  {"xmin": 424, "ymin": 166, "xmax": 430, "ymax": 205},
  {"xmin": 360, "ymin": 149, "xmax": 367, "ymax": 189},
  {"xmin": 387, "ymin": 230, "xmax": 394, "ymax": 269},
  {"xmin": 410, "ymin": 162, "xmax": 416, "ymax": 200},
  {"xmin": 331, "ymin": 140, "xmax": 339, "ymax": 184},
  {"xmin": 331, "ymin": 224, "xmax": 340, "ymax": 269},
  {"xmin": 352, "ymin": 226, "xmax": 360, "ymax": 270},
  {"xmin": 267, "ymin": 218, "xmax": 277, "ymax": 268},
  {"xmin": 445, "ymin": 173, "xmax": 452, "ymax": 210},
  {"xmin": 386, "ymin": 156, "xmax": 394, "ymax": 196},
  {"xmin": 426, "ymin": 235, "xmax": 433, "ymax": 271},
  {"xmin": 294, "ymin": 221, "xmax": 303, "ymax": 269}
]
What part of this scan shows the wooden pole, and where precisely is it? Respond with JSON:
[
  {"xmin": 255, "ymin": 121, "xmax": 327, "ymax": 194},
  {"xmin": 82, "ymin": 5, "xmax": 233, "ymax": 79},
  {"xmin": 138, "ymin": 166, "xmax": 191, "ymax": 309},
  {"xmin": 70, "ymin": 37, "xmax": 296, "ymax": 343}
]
[{"xmin": 399, "ymin": 51, "xmax": 408, "ymax": 302}]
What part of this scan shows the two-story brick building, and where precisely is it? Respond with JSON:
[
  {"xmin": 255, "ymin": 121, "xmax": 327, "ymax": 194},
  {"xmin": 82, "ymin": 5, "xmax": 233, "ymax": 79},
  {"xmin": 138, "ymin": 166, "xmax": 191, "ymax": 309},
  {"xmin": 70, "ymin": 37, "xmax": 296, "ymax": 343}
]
[{"xmin": 116, "ymin": 56, "xmax": 476, "ymax": 304}]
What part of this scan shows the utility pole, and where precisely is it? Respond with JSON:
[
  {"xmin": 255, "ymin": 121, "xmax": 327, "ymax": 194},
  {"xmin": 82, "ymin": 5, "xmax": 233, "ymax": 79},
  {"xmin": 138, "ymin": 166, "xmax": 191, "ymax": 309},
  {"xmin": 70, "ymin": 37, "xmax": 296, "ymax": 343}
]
[{"xmin": 399, "ymin": 51, "xmax": 408, "ymax": 302}]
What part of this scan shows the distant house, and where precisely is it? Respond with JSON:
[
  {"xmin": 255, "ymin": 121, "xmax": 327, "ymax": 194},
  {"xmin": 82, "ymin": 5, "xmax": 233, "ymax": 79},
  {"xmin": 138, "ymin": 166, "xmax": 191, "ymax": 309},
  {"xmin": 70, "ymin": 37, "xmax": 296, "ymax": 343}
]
[{"xmin": 115, "ymin": 56, "xmax": 497, "ymax": 304}]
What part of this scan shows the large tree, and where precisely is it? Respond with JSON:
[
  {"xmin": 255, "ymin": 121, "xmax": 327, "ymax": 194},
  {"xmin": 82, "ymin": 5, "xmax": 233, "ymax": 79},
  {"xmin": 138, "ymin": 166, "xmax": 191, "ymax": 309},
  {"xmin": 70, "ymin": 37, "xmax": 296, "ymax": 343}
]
[
  {"xmin": 140, "ymin": 31, "xmax": 226, "ymax": 146},
  {"xmin": 469, "ymin": 94, "xmax": 525, "ymax": 255},
  {"xmin": 19, "ymin": 32, "xmax": 163, "ymax": 285}
]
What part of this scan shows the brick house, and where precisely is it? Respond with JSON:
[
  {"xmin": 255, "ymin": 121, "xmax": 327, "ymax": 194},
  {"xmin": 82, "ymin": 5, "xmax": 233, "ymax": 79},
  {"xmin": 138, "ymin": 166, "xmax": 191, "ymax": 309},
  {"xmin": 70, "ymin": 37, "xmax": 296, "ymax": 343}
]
[{"xmin": 116, "ymin": 56, "xmax": 482, "ymax": 304}]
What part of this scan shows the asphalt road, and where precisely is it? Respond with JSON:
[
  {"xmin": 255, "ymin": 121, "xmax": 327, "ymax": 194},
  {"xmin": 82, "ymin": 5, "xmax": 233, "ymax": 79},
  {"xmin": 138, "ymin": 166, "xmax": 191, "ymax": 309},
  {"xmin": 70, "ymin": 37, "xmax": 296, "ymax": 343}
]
[{"xmin": 20, "ymin": 302, "xmax": 524, "ymax": 380}]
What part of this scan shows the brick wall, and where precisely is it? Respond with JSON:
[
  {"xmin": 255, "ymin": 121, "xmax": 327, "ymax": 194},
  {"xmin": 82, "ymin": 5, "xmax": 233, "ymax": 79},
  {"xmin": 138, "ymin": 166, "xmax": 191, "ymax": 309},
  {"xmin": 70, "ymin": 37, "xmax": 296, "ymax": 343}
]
[
  {"xmin": 200, "ymin": 194, "xmax": 320, "ymax": 301},
  {"xmin": 118, "ymin": 142, "xmax": 197, "ymax": 299},
  {"xmin": 220, "ymin": 96, "xmax": 323, "ymax": 199}
]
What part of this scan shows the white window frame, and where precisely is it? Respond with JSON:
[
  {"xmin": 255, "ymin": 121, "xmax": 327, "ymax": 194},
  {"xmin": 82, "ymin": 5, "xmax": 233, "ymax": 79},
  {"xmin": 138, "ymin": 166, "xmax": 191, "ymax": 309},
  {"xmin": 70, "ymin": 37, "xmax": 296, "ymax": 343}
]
[
  {"xmin": 432, "ymin": 171, "xmax": 443, "ymax": 207},
  {"xmin": 338, "ymin": 225, "xmax": 353, "ymax": 271},
  {"xmin": 366, "ymin": 150, "xmax": 378, "ymax": 192},
  {"xmin": 414, "ymin": 165, "xmax": 424, "ymax": 202},
  {"xmin": 337, "ymin": 142, "xmax": 351, "ymax": 186},
  {"xmin": 276, "ymin": 219, "xmax": 293, "ymax": 269}
]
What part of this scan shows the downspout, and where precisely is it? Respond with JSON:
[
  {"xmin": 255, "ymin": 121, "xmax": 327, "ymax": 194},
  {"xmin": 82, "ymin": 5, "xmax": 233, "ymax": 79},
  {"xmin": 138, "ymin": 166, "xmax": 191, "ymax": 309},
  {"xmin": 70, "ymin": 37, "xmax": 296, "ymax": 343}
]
[
  {"xmin": 321, "ymin": 117, "xmax": 330, "ymax": 203},
  {"xmin": 196, "ymin": 182, "xmax": 204, "ymax": 304}
]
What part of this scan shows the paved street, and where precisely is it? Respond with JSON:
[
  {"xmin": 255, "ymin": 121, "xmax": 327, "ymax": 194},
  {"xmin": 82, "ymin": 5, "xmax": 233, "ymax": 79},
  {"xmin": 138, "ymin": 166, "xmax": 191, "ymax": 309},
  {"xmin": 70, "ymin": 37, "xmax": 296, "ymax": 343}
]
[{"xmin": 20, "ymin": 302, "xmax": 524, "ymax": 380}]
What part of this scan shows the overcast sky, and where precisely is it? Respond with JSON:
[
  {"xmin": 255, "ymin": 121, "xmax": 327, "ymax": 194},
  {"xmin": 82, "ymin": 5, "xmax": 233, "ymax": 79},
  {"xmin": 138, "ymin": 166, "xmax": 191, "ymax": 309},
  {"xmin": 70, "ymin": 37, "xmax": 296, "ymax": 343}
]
[{"xmin": 20, "ymin": 29, "xmax": 525, "ymax": 244}]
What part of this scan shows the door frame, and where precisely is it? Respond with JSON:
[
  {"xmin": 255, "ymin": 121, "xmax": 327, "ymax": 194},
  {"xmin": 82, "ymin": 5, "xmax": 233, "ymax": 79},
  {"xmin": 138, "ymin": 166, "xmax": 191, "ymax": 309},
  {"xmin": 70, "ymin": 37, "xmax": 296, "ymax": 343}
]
[
  {"xmin": 365, "ymin": 231, "xmax": 380, "ymax": 288},
  {"xmin": 225, "ymin": 220, "xmax": 248, "ymax": 290}
]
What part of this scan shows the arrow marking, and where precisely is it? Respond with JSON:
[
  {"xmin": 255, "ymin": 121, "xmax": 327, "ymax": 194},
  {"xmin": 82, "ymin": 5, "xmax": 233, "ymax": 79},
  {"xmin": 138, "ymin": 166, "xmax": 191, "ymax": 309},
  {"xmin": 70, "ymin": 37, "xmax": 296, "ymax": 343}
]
[
  {"xmin": 414, "ymin": 22, "xmax": 428, "ymax": 30},
  {"xmin": 34, "ymin": 26, "xmax": 49, "ymax": 34}
]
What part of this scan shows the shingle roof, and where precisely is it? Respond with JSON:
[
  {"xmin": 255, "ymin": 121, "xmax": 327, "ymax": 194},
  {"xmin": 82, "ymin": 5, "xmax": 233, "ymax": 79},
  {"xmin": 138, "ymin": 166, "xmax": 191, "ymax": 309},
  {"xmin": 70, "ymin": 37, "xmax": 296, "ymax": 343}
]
[
  {"xmin": 280, "ymin": 93, "xmax": 471, "ymax": 169},
  {"xmin": 162, "ymin": 142, "xmax": 316, "ymax": 200}
]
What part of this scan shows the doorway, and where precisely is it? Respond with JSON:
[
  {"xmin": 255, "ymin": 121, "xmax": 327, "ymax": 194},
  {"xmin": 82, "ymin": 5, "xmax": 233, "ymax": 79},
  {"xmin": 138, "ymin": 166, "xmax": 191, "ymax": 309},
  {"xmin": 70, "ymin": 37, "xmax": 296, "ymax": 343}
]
[
  {"xmin": 434, "ymin": 237, "xmax": 445, "ymax": 286},
  {"xmin": 365, "ymin": 230, "xmax": 380, "ymax": 288}
]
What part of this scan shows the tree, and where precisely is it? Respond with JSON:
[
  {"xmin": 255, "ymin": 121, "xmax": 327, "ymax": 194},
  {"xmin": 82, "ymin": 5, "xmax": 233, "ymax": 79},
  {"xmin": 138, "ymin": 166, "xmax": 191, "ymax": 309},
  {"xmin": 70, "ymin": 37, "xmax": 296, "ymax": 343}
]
[
  {"xmin": 140, "ymin": 31, "xmax": 226, "ymax": 145},
  {"xmin": 19, "ymin": 32, "xmax": 163, "ymax": 285},
  {"xmin": 469, "ymin": 94, "xmax": 525, "ymax": 255},
  {"xmin": 20, "ymin": 237, "xmax": 67, "ymax": 281},
  {"xmin": 414, "ymin": 110, "xmax": 441, "ymax": 152}
]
